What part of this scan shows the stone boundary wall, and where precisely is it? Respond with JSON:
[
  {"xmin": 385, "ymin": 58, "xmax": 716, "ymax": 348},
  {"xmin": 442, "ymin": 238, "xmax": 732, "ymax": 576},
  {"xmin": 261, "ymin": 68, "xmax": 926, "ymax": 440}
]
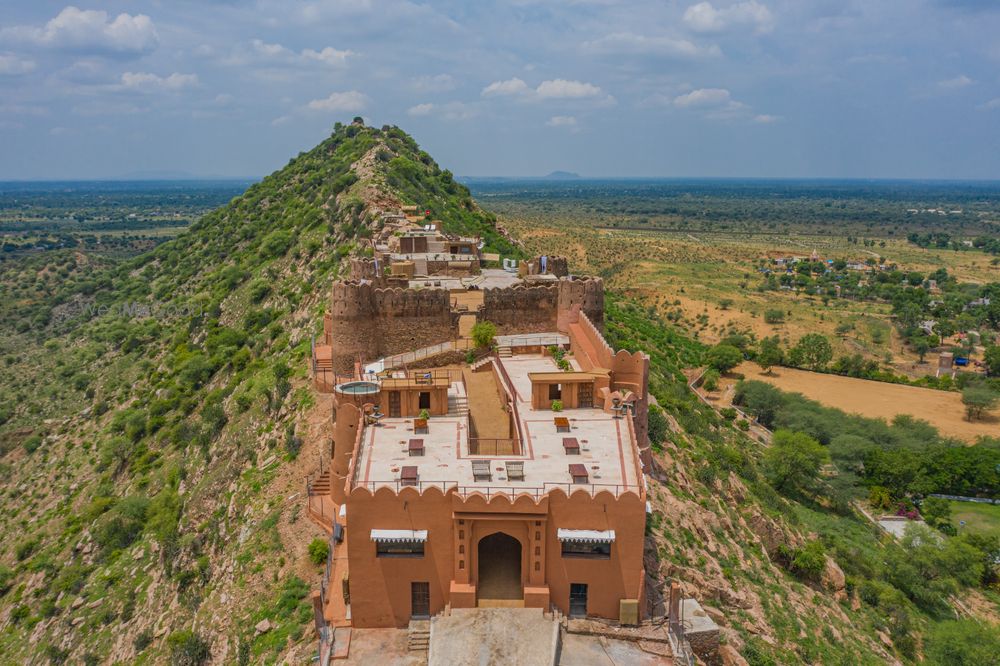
[
  {"xmin": 324, "ymin": 277, "xmax": 605, "ymax": 373},
  {"xmin": 327, "ymin": 281, "xmax": 455, "ymax": 372}
]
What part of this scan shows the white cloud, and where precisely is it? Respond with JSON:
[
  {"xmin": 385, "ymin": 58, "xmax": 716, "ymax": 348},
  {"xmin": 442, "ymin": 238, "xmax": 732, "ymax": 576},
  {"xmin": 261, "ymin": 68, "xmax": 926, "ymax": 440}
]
[
  {"xmin": 546, "ymin": 115, "xmax": 577, "ymax": 127},
  {"xmin": 411, "ymin": 74, "xmax": 457, "ymax": 93},
  {"xmin": 482, "ymin": 77, "xmax": 530, "ymax": 97},
  {"xmin": 0, "ymin": 53, "xmax": 36, "ymax": 76},
  {"xmin": 536, "ymin": 79, "xmax": 603, "ymax": 99},
  {"xmin": 673, "ymin": 87, "xmax": 733, "ymax": 107},
  {"xmin": 683, "ymin": 1, "xmax": 774, "ymax": 34},
  {"xmin": 2, "ymin": 7, "xmax": 158, "ymax": 56},
  {"xmin": 978, "ymin": 98, "xmax": 1000, "ymax": 110},
  {"xmin": 582, "ymin": 32, "xmax": 721, "ymax": 59},
  {"xmin": 407, "ymin": 103, "xmax": 435, "ymax": 116},
  {"xmin": 120, "ymin": 72, "xmax": 198, "ymax": 92},
  {"xmin": 232, "ymin": 39, "xmax": 353, "ymax": 68},
  {"xmin": 406, "ymin": 101, "xmax": 476, "ymax": 120},
  {"xmin": 670, "ymin": 87, "xmax": 766, "ymax": 121},
  {"xmin": 937, "ymin": 74, "xmax": 973, "ymax": 90},
  {"xmin": 305, "ymin": 91, "xmax": 369, "ymax": 112}
]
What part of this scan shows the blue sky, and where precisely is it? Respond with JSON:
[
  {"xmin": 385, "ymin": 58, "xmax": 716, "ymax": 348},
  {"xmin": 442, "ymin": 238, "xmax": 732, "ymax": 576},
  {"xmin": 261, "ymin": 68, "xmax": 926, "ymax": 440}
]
[{"xmin": 1, "ymin": 1, "xmax": 998, "ymax": 180}]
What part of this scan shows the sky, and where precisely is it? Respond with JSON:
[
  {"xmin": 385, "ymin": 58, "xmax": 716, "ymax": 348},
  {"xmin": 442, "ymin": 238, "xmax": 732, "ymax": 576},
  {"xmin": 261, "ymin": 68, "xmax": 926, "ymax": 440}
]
[{"xmin": 0, "ymin": 1, "xmax": 999, "ymax": 180}]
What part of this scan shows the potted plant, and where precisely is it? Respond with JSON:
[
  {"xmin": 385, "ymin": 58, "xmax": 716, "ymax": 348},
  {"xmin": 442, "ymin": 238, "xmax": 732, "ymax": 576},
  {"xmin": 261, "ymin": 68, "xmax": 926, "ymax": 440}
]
[{"xmin": 551, "ymin": 400, "xmax": 563, "ymax": 412}]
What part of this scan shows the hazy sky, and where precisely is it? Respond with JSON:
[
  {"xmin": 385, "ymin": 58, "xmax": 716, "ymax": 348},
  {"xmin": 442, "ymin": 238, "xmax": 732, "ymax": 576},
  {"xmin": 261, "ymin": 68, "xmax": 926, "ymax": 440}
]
[{"xmin": 1, "ymin": 1, "xmax": 999, "ymax": 180}]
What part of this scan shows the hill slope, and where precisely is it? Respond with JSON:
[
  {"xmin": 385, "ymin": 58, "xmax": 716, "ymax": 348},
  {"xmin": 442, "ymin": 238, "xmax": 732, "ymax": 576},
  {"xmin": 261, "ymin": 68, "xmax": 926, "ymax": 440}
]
[
  {"xmin": 1, "ymin": 122, "xmax": 996, "ymax": 666},
  {"xmin": 0, "ymin": 121, "xmax": 517, "ymax": 664}
]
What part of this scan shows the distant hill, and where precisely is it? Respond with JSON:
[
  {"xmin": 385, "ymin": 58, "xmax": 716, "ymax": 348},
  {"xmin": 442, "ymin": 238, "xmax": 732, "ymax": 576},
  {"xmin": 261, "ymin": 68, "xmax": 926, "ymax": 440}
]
[{"xmin": 541, "ymin": 170, "xmax": 581, "ymax": 180}]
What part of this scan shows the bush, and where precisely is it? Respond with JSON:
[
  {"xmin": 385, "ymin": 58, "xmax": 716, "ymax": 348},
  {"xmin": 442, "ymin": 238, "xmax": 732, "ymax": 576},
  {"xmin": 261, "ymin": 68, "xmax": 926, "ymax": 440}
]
[
  {"xmin": 701, "ymin": 369, "xmax": 720, "ymax": 392},
  {"xmin": 308, "ymin": 538, "xmax": 329, "ymax": 566},
  {"xmin": 470, "ymin": 321, "xmax": 497, "ymax": 349},
  {"xmin": 23, "ymin": 432, "xmax": 43, "ymax": 454},
  {"xmin": 551, "ymin": 399, "xmax": 563, "ymax": 412},
  {"xmin": 764, "ymin": 309, "xmax": 785, "ymax": 324},
  {"xmin": 647, "ymin": 405, "xmax": 668, "ymax": 448},
  {"xmin": 284, "ymin": 424, "xmax": 302, "ymax": 459},
  {"xmin": 0, "ymin": 565, "xmax": 13, "ymax": 596},
  {"xmin": 167, "ymin": 630, "xmax": 211, "ymax": 666}
]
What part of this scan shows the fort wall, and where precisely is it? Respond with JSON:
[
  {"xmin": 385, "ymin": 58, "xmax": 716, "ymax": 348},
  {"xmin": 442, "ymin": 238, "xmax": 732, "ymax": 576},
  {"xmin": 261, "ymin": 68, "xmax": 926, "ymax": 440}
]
[{"xmin": 324, "ymin": 276, "xmax": 605, "ymax": 372}]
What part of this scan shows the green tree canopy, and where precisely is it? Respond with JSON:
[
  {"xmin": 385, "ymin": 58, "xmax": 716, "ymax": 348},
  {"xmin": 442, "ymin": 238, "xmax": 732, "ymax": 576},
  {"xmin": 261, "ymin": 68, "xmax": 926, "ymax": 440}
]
[
  {"xmin": 789, "ymin": 333, "xmax": 833, "ymax": 371},
  {"xmin": 756, "ymin": 336, "xmax": 783, "ymax": 374},
  {"xmin": 706, "ymin": 343, "xmax": 743, "ymax": 373},
  {"xmin": 470, "ymin": 321, "xmax": 497, "ymax": 349},
  {"xmin": 763, "ymin": 429, "xmax": 829, "ymax": 495}
]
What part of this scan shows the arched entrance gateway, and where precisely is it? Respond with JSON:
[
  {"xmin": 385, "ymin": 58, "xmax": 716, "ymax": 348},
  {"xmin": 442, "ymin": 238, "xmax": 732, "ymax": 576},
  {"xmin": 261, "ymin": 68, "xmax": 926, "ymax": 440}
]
[{"xmin": 476, "ymin": 532, "xmax": 522, "ymax": 604}]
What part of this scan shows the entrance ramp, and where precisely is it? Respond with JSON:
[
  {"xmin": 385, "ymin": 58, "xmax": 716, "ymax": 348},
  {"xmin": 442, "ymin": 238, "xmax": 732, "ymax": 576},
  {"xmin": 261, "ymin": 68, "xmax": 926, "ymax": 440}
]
[{"xmin": 429, "ymin": 608, "xmax": 558, "ymax": 666}]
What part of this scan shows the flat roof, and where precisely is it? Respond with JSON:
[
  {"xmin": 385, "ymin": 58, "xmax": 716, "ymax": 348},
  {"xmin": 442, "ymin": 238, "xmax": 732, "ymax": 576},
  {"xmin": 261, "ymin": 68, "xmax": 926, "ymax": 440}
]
[{"xmin": 353, "ymin": 351, "xmax": 642, "ymax": 497}]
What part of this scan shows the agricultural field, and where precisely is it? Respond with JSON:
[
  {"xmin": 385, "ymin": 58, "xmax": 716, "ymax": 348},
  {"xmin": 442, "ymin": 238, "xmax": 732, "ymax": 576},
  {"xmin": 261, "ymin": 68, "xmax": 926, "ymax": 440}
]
[
  {"xmin": 471, "ymin": 179, "xmax": 1000, "ymax": 379},
  {"xmin": 718, "ymin": 361, "xmax": 996, "ymax": 443},
  {"xmin": 948, "ymin": 501, "xmax": 1000, "ymax": 537},
  {"xmin": 949, "ymin": 501, "xmax": 1000, "ymax": 539}
]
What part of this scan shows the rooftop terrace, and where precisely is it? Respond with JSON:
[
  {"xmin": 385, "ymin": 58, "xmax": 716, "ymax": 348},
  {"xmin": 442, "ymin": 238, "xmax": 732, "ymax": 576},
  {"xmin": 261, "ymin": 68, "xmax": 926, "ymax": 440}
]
[{"xmin": 351, "ymin": 350, "xmax": 643, "ymax": 499}]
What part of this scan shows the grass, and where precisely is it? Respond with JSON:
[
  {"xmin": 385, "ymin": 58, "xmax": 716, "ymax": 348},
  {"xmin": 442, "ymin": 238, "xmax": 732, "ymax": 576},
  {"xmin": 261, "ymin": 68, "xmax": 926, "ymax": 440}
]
[{"xmin": 949, "ymin": 500, "xmax": 1000, "ymax": 538}]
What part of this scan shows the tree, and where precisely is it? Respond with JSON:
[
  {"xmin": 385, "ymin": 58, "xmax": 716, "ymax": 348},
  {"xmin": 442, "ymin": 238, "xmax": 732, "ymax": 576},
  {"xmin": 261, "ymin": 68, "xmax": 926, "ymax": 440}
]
[
  {"xmin": 984, "ymin": 345, "xmax": 1000, "ymax": 377},
  {"xmin": 763, "ymin": 430, "xmax": 829, "ymax": 495},
  {"xmin": 790, "ymin": 333, "xmax": 833, "ymax": 371},
  {"xmin": 920, "ymin": 497, "xmax": 951, "ymax": 530},
  {"xmin": 733, "ymin": 380, "xmax": 783, "ymax": 428},
  {"xmin": 926, "ymin": 620, "xmax": 1000, "ymax": 666},
  {"xmin": 718, "ymin": 298, "xmax": 733, "ymax": 310},
  {"xmin": 763, "ymin": 309, "xmax": 785, "ymax": 324},
  {"xmin": 706, "ymin": 344, "xmax": 743, "ymax": 373},
  {"xmin": 470, "ymin": 321, "xmax": 497, "ymax": 349},
  {"xmin": 701, "ymin": 369, "xmax": 720, "ymax": 391},
  {"xmin": 756, "ymin": 336, "xmax": 783, "ymax": 374},
  {"xmin": 962, "ymin": 386, "xmax": 998, "ymax": 421}
]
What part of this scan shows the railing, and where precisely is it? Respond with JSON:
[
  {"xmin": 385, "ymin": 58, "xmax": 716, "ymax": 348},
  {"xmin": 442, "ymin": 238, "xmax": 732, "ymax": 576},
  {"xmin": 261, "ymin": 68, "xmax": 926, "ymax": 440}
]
[
  {"xmin": 468, "ymin": 438, "xmax": 519, "ymax": 456},
  {"xmin": 494, "ymin": 333, "xmax": 569, "ymax": 350},
  {"xmin": 491, "ymin": 351, "xmax": 526, "ymax": 455},
  {"xmin": 350, "ymin": 479, "xmax": 640, "ymax": 500},
  {"xmin": 367, "ymin": 339, "xmax": 474, "ymax": 373}
]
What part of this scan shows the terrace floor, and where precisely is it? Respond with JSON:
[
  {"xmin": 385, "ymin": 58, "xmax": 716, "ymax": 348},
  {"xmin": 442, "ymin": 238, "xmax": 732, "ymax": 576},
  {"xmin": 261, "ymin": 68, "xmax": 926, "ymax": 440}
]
[{"xmin": 353, "ymin": 353, "xmax": 641, "ymax": 495}]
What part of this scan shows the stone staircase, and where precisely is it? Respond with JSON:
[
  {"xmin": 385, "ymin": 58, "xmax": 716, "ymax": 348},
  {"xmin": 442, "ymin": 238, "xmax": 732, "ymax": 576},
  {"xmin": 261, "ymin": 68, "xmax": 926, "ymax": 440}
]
[
  {"xmin": 469, "ymin": 356, "xmax": 494, "ymax": 372},
  {"xmin": 311, "ymin": 470, "xmax": 332, "ymax": 496},
  {"xmin": 448, "ymin": 394, "xmax": 469, "ymax": 417},
  {"xmin": 408, "ymin": 619, "xmax": 430, "ymax": 653},
  {"xmin": 497, "ymin": 345, "xmax": 512, "ymax": 358}
]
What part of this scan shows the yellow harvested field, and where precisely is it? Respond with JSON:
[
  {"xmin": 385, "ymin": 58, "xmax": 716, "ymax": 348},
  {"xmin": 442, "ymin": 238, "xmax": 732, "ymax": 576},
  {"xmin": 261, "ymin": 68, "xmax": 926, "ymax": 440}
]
[{"xmin": 730, "ymin": 362, "xmax": 998, "ymax": 444}]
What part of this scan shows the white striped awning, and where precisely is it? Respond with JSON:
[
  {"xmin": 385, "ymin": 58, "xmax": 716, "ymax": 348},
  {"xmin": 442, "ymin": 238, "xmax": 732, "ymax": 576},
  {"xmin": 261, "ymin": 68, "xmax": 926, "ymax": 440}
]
[
  {"xmin": 557, "ymin": 529, "xmax": 615, "ymax": 544},
  {"xmin": 370, "ymin": 529, "xmax": 427, "ymax": 543}
]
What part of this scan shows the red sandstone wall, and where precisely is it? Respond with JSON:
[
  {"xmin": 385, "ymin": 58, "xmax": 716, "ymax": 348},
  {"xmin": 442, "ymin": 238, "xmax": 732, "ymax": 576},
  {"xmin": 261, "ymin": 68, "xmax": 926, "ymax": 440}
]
[
  {"xmin": 327, "ymin": 282, "xmax": 456, "ymax": 372},
  {"xmin": 544, "ymin": 490, "xmax": 646, "ymax": 620},
  {"xmin": 344, "ymin": 487, "xmax": 646, "ymax": 627},
  {"xmin": 345, "ymin": 487, "xmax": 457, "ymax": 627}
]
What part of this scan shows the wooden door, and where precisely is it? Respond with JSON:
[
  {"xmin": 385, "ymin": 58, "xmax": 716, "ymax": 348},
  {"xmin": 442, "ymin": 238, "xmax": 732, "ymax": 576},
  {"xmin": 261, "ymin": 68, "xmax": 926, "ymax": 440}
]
[
  {"xmin": 388, "ymin": 391, "xmax": 401, "ymax": 418},
  {"xmin": 578, "ymin": 382, "xmax": 593, "ymax": 408},
  {"xmin": 569, "ymin": 583, "xmax": 588, "ymax": 617},
  {"xmin": 411, "ymin": 582, "xmax": 430, "ymax": 618}
]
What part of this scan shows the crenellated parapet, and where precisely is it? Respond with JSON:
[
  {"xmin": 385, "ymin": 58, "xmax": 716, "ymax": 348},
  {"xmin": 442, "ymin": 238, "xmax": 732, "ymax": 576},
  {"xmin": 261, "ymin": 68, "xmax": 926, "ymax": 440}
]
[{"xmin": 557, "ymin": 276, "xmax": 604, "ymax": 327}]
